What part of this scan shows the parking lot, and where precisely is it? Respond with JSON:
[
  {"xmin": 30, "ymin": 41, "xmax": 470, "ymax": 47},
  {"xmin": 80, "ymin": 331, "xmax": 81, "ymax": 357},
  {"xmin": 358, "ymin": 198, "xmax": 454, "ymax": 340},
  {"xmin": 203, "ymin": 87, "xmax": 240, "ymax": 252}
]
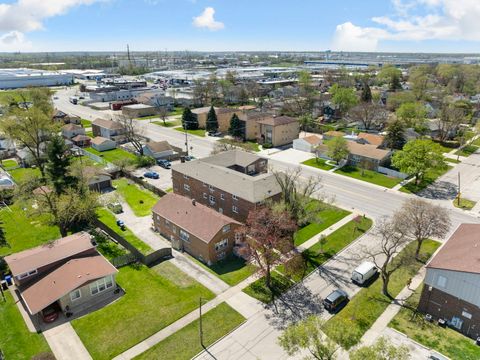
[{"xmin": 132, "ymin": 163, "xmax": 176, "ymax": 191}]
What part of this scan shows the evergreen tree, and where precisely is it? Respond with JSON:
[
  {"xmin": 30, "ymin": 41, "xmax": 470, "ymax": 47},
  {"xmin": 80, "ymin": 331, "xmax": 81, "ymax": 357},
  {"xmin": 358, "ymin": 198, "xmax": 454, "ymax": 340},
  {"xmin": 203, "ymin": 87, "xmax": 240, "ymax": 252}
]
[
  {"xmin": 181, "ymin": 107, "xmax": 198, "ymax": 130},
  {"xmin": 360, "ymin": 82, "xmax": 372, "ymax": 103},
  {"xmin": 45, "ymin": 135, "xmax": 77, "ymax": 195},
  {"xmin": 206, "ymin": 106, "xmax": 218, "ymax": 132},
  {"xmin": 228, "ymin": 114, "xmax": 243, "ymax": 139},
  {"xmin": 384, "ymin": 119, "xmax": 407, "ymax": 150}
]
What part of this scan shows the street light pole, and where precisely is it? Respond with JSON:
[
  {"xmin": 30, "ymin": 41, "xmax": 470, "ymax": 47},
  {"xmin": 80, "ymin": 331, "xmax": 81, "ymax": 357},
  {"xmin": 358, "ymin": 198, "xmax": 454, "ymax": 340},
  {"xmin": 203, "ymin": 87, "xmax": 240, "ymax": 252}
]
[
  {"xmin": 458, "ymin": 172, "xmax": 461, "ymax": 207},
  {"xmin": 199, "ymin": 297, "xmax": 205, "ymax": 349}
]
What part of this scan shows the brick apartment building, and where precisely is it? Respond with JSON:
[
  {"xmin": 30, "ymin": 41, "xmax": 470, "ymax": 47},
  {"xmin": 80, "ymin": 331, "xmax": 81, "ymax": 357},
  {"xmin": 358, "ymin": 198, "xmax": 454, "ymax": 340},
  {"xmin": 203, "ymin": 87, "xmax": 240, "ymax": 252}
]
[
  {"xmin": 418, "ymin": 224, "xmax": 480, "ymax": 339},
  {"xmin": 171, "ymin": 150, "xmax": 282, "ymax": 222},
  {"xmin": 152, "ymin": 193, "xmax": 241, "ymax": 264}
]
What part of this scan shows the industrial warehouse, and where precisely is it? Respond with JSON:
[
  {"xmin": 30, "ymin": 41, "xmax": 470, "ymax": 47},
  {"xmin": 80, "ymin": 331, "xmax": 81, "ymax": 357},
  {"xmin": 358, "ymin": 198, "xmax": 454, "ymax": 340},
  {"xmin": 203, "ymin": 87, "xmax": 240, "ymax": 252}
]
[{"xmin": 0, "ymin": 68, "xmax": 74, "ymax": 89}]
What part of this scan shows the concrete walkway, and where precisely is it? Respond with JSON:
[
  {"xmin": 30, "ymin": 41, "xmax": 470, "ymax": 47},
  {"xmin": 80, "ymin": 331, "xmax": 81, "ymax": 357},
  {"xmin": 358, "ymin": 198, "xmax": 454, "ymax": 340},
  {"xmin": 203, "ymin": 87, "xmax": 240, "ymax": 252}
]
[
  {"xmin": 43, "ymin": 323, "xmax": 93, "ymax": 360},
  {"xmin": 169, "ymin": 250, "xmax": 230, "ymax": 295},
  {"xmin": 297, "ymin": 212, "xmax": 359, "ymax": 252},
  {"xmin": 360, "ymin": 267, "xmax": 426, "ymax": 346}
]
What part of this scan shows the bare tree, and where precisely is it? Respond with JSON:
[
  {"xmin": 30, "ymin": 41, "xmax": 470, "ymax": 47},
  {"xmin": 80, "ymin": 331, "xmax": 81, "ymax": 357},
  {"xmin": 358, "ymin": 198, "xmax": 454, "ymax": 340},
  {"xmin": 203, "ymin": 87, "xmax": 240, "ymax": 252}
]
[
  {"xmin": 348, "ymin": 102, "xmax": 388, "ymax": 131},
  {"xmin": 210, "ymin": 141, "xmax": 237, "ymax": 155},
  {"xmin": 116, "ymin": 114, "xmax": 145, "ymax": 156},
  {"xmin": 436, "ymin": 104, "xmax": 464, "ymax": 142},
  {"xmin": 271, "ymin": 167, "xmax": 327, "ymax": 226},
  {"xmin": 394, "ymin": 199, "xmax": 451, "ymax": 261},
  {"xmin": 365, "ymin": 217, "xmax": 411, "ymax": 299}
]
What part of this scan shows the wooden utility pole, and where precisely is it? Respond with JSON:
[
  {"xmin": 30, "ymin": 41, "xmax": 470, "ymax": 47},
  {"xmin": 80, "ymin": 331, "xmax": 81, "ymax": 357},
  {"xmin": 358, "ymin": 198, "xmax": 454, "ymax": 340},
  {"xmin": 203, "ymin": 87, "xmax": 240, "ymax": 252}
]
[
  {"xmin": 199, "ymin": 297, "xmax": 205, "ymax": 349},
  {"xmin": 457, "ymin": 172, "xmax": 461, "ymax": 207}
]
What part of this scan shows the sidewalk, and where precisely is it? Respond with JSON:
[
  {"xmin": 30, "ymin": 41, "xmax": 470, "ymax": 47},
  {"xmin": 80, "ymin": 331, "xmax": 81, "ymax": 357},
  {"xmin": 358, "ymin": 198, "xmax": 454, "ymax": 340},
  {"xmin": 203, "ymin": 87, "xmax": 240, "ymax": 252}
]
[{"xmin": 360, "ymin": 267, "xmax": 426, "ymax": 346}]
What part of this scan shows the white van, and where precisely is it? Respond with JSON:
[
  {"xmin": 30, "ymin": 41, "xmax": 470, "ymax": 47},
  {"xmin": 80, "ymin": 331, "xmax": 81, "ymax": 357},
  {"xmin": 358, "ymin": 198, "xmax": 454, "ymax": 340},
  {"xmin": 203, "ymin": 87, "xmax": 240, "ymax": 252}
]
[{"xmin": 351, "ymin": 261, "xmax": 378, "ymax": 286}]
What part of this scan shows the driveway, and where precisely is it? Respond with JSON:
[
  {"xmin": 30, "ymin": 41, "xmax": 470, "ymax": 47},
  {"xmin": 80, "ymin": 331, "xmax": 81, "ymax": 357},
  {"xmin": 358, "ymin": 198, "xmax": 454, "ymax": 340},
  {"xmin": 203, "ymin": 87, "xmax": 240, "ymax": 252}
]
[
  {"xmin": 131, "ymin": 164, "xmax": 173, "ymax": 191},
  {"xmin": 43, "ymin": 323, "xmax": 92, "ymax": 360},
  {"xmin": 267, "ymin": 148, "xmax": 315, "ymax": 165}
]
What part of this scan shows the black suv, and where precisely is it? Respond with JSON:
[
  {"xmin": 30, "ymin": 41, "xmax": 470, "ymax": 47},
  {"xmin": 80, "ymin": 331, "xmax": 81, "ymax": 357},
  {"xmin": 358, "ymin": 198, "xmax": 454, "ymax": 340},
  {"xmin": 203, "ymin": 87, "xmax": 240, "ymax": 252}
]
[
  {"xmin": 157, "ymin": 159, "xmax": 171, "ymax": 169},
  {"xmin": 322, "ymin": 289, "xmax": 349, "ymax": 313}
]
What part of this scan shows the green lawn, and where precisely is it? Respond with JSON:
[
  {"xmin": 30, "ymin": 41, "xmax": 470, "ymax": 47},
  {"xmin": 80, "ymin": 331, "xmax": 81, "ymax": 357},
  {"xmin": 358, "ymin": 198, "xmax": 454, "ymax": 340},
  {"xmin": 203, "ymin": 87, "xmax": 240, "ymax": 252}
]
[
  {"xmin": 86, "ymin": 130, "xmax": 94, "ymax": 138},
  {"xmin": 97, "ymin": 208, "xmax": 154, "ymax": 255},
  {"xmin": 302, "ymin": 158, "xmax": 336, "ymax": 171},
  {"xmin": 72, "ymin": 262, "xmax": 215, "ymax": 360},
  {"xmin": 324, "ymin": 239, "xmax": 440, "ymax": 349},
  {"xmin": 81, "ymin": 119, "xmax": 92, "ymax": 127},
  {"xmin": 168, "ymin": 106, "xmax": 184, "ymax": 116},
  {"xmin": 0, "ymin": 292, "xmax": 53, "ymax": 360},
  {"xmin": 135, "ymin": 115, "xmax": 160, "ymax": 121},
  {"xmin": 243, "ymin": 271, "xmax": 294, "ymax": 304},
  {"xmin": 1, "ymin": 159, "xmax": 17, "ymax": 168},
  {"xmin": 444, "ymin": 157, "xmax": 461, "ymax": 164},
  {"xmin": 134, "ymin": 302, "xmax": 245, "ymax": 360},
  {"xmin": 455, "ymin": 145, "xmax": 479, "ymax": 157},
  {"xmin": 389, "ymin": 285, "xmax": 480, "ymax": 360},
  {"xmin": 0, "ymin": 203, "xmax": 60, "ymax": 256},
  {"xmin": 294, "ymin": 206, "xmax": 351, "ymax": 246},
  {"xmin": 472, "ymin": 137, "xmax": 480, "ymax": 147},
  {"xmin": 218, "ymin": 139, "xmax": 261, "ymax": 152},
  {"xmin": 453, "ymin": 198, "xmax": 477, "ymax": 210},
  {"xmin": 85, "ymin": 147, "xmax": 137, "ymax": 163},
  {"xmin": 188, "ymin": 254, "xmax": 257, "ymax": 286},
  {"xmin": 174, "ymin": 127, "xmax": 206, "ymax": 137},
  {"xmin": 113, "ymin": 178, "xmax": 159, "ymax": 217},
  {"xmin": 400, "ymin": 166, "xmax": 453, "ymax": 194},
  {"xmin": 153, "ymin": 120, "xmax": 181, "ymax": 128},
  {"xmin": 285, "ymin": 217, "xmax": 373, "ymax": 282},
  {"xmin": 8, "ymin": 167, "xmax": 41, "ymax": 183},
  {"xmin": 335, "ymin": 166, "xmax": 403, "ymax": 188}
]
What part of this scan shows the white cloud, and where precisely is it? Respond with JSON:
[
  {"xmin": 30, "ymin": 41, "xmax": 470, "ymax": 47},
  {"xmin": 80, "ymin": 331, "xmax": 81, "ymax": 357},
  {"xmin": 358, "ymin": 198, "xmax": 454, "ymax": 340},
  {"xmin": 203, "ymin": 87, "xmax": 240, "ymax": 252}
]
[
  {"xmin": 0, "ymin": 30, "xmax": 32, "ymax": 51},
  {"xmin": 332, "ymin": 0, "xmax": 480, "ymax": 51},
  {"xmin": 192, "ymin": 7, "xmax": 224, "ymax": 31}
]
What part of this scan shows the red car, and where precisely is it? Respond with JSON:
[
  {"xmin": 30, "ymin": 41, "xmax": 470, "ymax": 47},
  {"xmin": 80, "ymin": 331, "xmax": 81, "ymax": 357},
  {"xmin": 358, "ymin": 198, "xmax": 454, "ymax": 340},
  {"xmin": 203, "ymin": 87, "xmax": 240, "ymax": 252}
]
[{"xmin": 41, "ymin": 303, "xmax": 60, "ymax": 323}]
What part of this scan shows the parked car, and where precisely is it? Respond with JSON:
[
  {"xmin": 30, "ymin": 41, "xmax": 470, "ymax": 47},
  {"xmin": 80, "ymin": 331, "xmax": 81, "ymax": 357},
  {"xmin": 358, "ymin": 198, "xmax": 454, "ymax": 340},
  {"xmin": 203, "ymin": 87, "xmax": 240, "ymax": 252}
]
[
  {"xmin": 144, "ymin": 171, "xmax": 159, "ymax": 179},
  {"xmin": 208, "ymin": 131, "xmax": 222, "ymax": 137},
  {"xmin": 351, "ymin": 261, "xmax": 378, "ymax": 286},
  {"xmin": 157, "ymin": 159, "xmax": 171, "ymax": 169},
  {"xmin": 41, "ymin": 303, "xmax": 60, "ymax": 323},
  {"xmin": 323, "ymin": 289, "xmax": 349, "ymax": 313},
  {"xmin": 184, "ymin": 155, "xmax": 195, "ymax": 161}
]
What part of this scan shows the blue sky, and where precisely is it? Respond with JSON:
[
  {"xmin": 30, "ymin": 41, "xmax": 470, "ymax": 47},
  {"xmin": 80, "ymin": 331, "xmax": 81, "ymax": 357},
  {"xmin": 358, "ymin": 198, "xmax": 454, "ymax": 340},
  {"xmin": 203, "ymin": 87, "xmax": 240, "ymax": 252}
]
[{"xmin": 0, "ymin": 0, "xmax": 479, "ymax": 52}]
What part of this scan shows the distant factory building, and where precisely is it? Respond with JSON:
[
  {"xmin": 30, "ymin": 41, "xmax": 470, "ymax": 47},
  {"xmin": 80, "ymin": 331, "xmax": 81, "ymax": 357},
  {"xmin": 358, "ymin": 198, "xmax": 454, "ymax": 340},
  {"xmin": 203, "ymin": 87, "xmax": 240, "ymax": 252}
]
[{"xmin": 0, "ymin": 68, "xmax": 74, "ymax": 89}]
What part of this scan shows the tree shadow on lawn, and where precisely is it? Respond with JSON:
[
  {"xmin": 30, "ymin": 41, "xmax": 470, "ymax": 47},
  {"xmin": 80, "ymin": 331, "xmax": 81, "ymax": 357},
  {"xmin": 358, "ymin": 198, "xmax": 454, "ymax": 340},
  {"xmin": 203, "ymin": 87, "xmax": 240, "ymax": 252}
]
[
  {"xmin": 417, "ymin": 180, "xmax": 458, "ymax": 200},
  {"xmin": 264, "ymin": 282, "xmax": 323, "ymax": 330}
]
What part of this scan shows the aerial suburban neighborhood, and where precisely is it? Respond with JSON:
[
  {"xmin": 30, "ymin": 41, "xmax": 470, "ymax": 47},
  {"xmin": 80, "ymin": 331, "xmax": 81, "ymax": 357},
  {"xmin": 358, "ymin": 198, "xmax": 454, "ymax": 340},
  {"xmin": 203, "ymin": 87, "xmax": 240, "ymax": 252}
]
[{"xmin": 1, "ymin": 1, "xmax": 480, "ymax": 360}]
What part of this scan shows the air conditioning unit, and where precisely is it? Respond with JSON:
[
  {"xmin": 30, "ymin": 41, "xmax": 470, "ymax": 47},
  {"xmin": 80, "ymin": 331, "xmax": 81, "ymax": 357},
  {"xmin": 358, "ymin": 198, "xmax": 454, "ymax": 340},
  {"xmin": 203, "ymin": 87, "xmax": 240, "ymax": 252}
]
[{"xmin": 425, "ymin": 314, "xmax": 433, "ymax": 322}]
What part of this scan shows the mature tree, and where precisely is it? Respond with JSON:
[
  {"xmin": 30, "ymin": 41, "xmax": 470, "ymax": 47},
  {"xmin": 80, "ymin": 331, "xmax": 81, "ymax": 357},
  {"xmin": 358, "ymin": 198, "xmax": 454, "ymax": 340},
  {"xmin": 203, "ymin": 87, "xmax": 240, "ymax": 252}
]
[
  {"xmin": 396, "ymin": 102, "xmax": 426, "ymax": 128},
  {"xmin": 0, "ymin": 220, "xmax": 8, "ymax": 248},
  {"xmin": 112, "ymin": 158, "xmax": 136, "ymax": 174},
  {"xmin": 228, "ymin": 113, "xmax": 243, "ymax": 139},
  {"xmin": 394, "ymin": 199, "xmax": 451, "ymax": 260},
  {"xmin": 436, "ymin": 104, "xmax": 464, "ymax": 142},
  {"xmin": 210, "ymin": 141, "xmax": 237, "ymax": 155},
  {"xmin": 350, "ymin": 337, "xmax": 410, "ymax": 360},
  {"xmin": 271, "ymin": 167, "xmax": 326, "ymax": 227},
  {"xmin": 299, "ymin": 114, "xmax": 314, "ymax": 135},
  {"xmin": 116, "ymin": 115, "xmax": 145, "ymax": 156},
  {"xmin": 327, "ymin": 136, "xmax": 349, "ymax": 164},
  {"xmin": 278, "ymin": 316, "xmax": 340, "ymax": 360},
  {"xmin": 377, "ymin": 65, "xmax": 402, "ymax": 91},
  {"xmin": 348, "ymin": 102, "xmax": 388, "ymax": 130},
  {"xmin": 206, "ymin": 106, "xmax": 218, "ymax": 132},
  {"xmin": 409, "ymin": 65, "xmax": 433, "ymax": 100},
  {"xmin": 384, "ymin": 118, "xmax": 407, "ymax": 150},
  {"xmin": 45, "ymin": 135, "xmax": 77, "ymax": 195},
  {"xmin": 386, "ymin": 91, "xmax": 416, "ymax": 112},
  {"xmin": 360, "ymin": 82, "xmax": 372, "ymax": 103},
  {"xmin": 181, "ymin": 107, "xmax": 198, "ymax": 130},
  {"xmin": 237, "ymin": 206, "xmax": 297, "ymax": 295},
  {"xmin": 392, "ymin": 139, "xmax": 445, "ymax": 184},
  {"xmin": 365, "ymin": 217, "xmax": 411, "ymax": 298},
  {"xmin": 298, "ymin": 70, "xmax": 314, "ymax": 97},
  {"xmin": 281, "ymin": 96, "xmax": 315, "ymax": 118},
  {"xmin": 1, "ymin": 98, "xmax": 56, "ymax": 177},
  {"xmin": 330, "ymin": 84, "xmax": 358, "ymax": 114}
]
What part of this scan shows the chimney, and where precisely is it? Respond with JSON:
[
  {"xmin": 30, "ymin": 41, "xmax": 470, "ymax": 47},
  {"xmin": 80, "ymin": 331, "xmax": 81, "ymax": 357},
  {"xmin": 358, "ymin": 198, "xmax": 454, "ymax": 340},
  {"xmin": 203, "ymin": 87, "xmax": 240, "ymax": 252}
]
[{"xmin": 192, "ymin": 199, "xmax": 196, "ymax": 206}]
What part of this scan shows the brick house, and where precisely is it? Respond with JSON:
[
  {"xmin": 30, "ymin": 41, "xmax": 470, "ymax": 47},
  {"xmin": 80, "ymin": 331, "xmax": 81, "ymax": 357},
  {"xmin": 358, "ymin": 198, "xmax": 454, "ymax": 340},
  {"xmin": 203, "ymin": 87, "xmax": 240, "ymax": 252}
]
[
  {"xmin": 256, "ymin": 115, "xmax": 300, "ymax": 147},
  {"xmin": 191, "ymin": 107, "xmax": 238, "ymax": 133},
  {"xmin": 4, "ymin": 232, "xmax": 118, "ymax": 321},
  {"xmin": 346, "ymin": 141, "xmax": 391, "ymax": 170},
  {"xmin": 418, "ymin": 224, "xmax": 480, "ymax": 339},
  {"xmin": 152, "ymin": 193, "xmax": 241, "ymax": 264},
  {"xmin": 171, "ymin": 150, "xmax": 281, "ymax": 223}
]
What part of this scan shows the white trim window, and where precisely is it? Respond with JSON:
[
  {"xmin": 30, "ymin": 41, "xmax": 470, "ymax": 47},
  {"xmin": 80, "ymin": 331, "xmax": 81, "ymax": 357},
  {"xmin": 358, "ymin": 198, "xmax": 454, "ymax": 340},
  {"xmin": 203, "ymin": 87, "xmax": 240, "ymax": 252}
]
[
  {"xmin": 70, "ymin": 289, "xmax": 81, "ymax": 302},
  {"xmin": 209, "ymin": 185, "xmax": 215, "ymax": 192},
  {"xmin": 183, "ymin": 174, "xmax": 189, "ymax": 180},
  {"xmin": 18, "ymin": 269, "xmax": 38, "ymax": 280},
  {"xmin": 90, "ymin": 275, "xmax": 114, "ymax": 295},
  {"xmin": 215, "ymin": 239, "xmax": 228, "ymax": 252},
  {"xmin": 220, "ymin": 193, "xmax": 225, "ymax": 201},
  {"xmin": 232, "ymin": 195, "xmax": 238, "ymax": 201},
  {"xmin": 232, "ymin": 205, "xmax": 239, "ymax": 214},
  {"xmin": 209, "ymin": 195, "xmax": 216, "ymax": 205},
  {"xmin": 180, "ymin": 229, "xmax": 190, "ymax": 242},
  {"xmin": 223, "ymin": 225, "xmax": 230, "ymax": 233},
  {"xmin": 203, "ymin": 192, "xmax": 207, "ymax": 199},
  {"xmin": 184, "ymin": 184, "xmax": 190, "ymax": 192}
]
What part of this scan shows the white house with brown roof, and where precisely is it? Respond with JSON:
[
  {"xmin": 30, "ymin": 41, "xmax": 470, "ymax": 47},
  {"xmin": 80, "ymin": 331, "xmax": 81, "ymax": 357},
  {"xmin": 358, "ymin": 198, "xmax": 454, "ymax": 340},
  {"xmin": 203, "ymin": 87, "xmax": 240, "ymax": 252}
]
[
  {"xmin": 346, "ymin": 141, "xmax": 391, "ymax": 170},
  {"xmin": 142, "ymin": 141, "xmax": 176, "ymax": 160},
  {"xmin": 152, "ymin": 193, "xmax": 242, "ymax": 264},
  {"xmin": 4, "ymin": 232, "xmax": 119, "ymax": 321},
  {"xmin": 91, "ymin": 137, "xmax": 116, "ymax": 152},
  {"xmin": 293, "ymin": 134, "xmax": 322, "ymax": 153},
  {"xmin": 418, "ymin": 224, "xmax": 480, "ymax": 339}
]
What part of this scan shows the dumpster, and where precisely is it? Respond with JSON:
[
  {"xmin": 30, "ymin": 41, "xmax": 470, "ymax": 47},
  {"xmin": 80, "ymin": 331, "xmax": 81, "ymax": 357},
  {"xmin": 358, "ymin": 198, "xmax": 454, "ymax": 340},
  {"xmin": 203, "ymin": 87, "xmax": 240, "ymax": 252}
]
[{"xmin": 4, "ymin": 275, "xmax": 12, "ymax": 286}]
